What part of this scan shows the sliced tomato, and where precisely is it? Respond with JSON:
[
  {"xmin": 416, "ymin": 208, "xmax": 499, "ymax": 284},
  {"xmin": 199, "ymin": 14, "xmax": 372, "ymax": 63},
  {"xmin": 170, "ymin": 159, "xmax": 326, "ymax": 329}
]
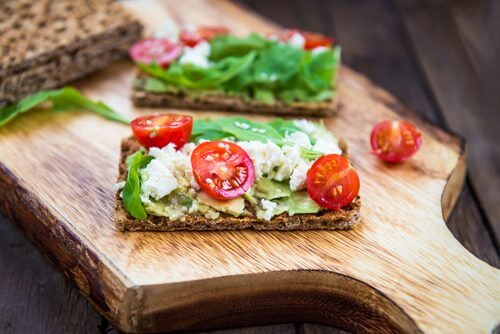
[
  {"xmin": 129, "ymin": 38, "xmax": 182, "ymax": 68},
  {"xmin": 306, "ymin": 154, "xmax": 360, "ymax": 210},
  {"xmin": 131, "ymin": 114, "xmax": 193, "ymax": 149},
  {"xmin": 191, "ymin": 141, "xmax": 255, "ymax": 199},
  {"xmin": 180, "ymin": 25, "xmax": 230, "ymax": 47},
  {"xmin": 281, "ymin": 29, "xmax": 334, "ymax": 50},
  {"xmin": 370, "ymin": 120, "xmax": 423, "ymax": 163}
]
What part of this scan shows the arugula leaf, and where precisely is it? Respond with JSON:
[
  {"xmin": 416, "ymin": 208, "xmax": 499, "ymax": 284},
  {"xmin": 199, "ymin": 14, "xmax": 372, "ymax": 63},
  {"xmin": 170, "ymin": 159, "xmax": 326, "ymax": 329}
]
[
  {"xmin": 122, "ymin": 151, "xmax": 153, "ymax": 220},
  {"xmin": 190, "ymin": 118, "xmax": 232, "ymax": 142},
  {"xmin": 216, "ymin": 117, "xmax": 283, "ymax": 143},
  {"xmin": 254, "ymin": 88, "xmax": 275, "ymax": 104},
  {"xmin": 0, "ymin": 87, "xmax": 130, "ymax": 127},
  {"xmin": 209, "ymin": 33, "xmax": 269, "ymax": 60},
  {"xmin": 190, "ymin": 117, "xmax": 324, "ymax": 159},
  {"xmin": 253, "ymin": 43, "xmax": 303, "ymax": 86},
  {"xmin": 137, "ymin": 34, "xmax": 340, "ymax": 105},
  {"xmin": 139, "ymin": 52, "xmax": 256, "ymax": 90},
  {"xmin": 267, "ymin": 118, "xmax": 301, "ymax": 136}
]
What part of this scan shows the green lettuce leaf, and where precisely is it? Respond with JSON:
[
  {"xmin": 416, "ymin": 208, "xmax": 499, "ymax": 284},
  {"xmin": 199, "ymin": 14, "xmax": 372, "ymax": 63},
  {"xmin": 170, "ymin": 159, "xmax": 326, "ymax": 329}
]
[
  {"xmin": 122, "ymin": 151, "xmax": 153, "ymax": 220},
  {"xmin": 136, "ymin": 34, "xmax": 341, "ymax": 105},
  {"xmin": 0, "ymin": 87, "xmax": 130, "ymax": 127},
  {"xmin": 209, "ymin": 33, "xmax": 269, "ymax": 60},
  {"xmin": 138, "ymin": 51, "xmax": 256, "ymax": 90}
]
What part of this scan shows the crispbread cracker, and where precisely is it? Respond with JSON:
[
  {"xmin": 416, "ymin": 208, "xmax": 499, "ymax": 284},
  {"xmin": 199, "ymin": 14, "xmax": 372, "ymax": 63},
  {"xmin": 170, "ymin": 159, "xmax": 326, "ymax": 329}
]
[{"xmin": 115, "ymin": 137, "xmax": 361, "ymax": 232}]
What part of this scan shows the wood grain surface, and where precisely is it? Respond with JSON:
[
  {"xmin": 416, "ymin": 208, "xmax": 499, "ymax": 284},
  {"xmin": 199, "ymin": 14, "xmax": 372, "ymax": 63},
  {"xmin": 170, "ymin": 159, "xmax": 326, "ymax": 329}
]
[{"xmin": 0, "ymin": 1, "xmax": 499, "ymax": 333}]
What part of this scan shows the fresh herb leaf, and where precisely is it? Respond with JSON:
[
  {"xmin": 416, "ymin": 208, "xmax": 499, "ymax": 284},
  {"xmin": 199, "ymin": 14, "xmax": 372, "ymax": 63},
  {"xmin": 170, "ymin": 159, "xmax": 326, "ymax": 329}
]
[
  {"xmin": 137, "ymin": 34, "xmax": 340, "ymax": 105},
  {"xmin": 253, "ymin": 43, "xmax": 303, "ymax": 86},
  {"xmin": 0, "ymin": 87, "xmax": 130, "ymax": 127},
  {"xmin": 267, "ymin": 118, "xmax": 301, "ymax": 136},
  {"xmin": 254, "ymin": 88, "xmax": 275, "ymax": 104},
  {"xmin": 216, "ymin": 117, "xmax": 283, "ymax": 143},
  {"xmin": 122, "ymin": 151, "xmax": 153, "ymax": 220},
  {"xmin": 138, "ymin": 52, "xmax": 256, "ymax": 90}
]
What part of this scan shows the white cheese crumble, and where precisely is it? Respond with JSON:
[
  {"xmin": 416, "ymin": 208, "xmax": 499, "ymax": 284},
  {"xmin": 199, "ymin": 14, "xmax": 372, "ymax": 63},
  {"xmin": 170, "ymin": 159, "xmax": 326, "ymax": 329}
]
[
  {"xmin": 288, "ymin": 32, "xmax": 306, "ymax": 48},
  {"xmin": 154, "ymin": 20, "xmax": 179, "ymax": 41},
  {"xmin": 258, "ymin": 199, "xmax": 278, "ymax": 221},
  {"xmin": 179, "ymin": 41, "xmax": 211, "ymax": 68},
  {"xmin": 284, "ymin": 131, "xmax": 312, "ymax": 149},
  {"xmin": 289, "ymin": 159, "xmax": 313, "ymax": 191},
  {"xmin": 292, "ymin": 119, "xmax": 342, "ymax": 155},
  {"xmin": 140, "ymin": 143, "xmax": 198, "ymax": 202},
  {"xmin": 312, "ymin": 46, "xmax": 329, "ymax": 55}
]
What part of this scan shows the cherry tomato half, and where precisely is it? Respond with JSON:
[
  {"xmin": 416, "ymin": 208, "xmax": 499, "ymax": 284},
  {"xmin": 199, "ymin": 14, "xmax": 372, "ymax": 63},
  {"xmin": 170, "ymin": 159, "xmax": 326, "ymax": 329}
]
[
  {"xmin": 370, "ymin": 120, "xmax": 423, "ymax": 163},
  {"xmin": 191, "ymin": 141, "xmax": 255, "ymax": 199},
  {"xmin": 180, "ymin": 25, "xmax": 230, "ymax": 47},
  {"xmin": 282, "ymin": 29, "xmax": 334, "ymax": 50},
  {"xmin": 131, "ymin": 114, "xmax": 193, "ymax": 149},
  {"xmin": 129, "ymin": 38, "xmax": 182, "ymax": 68},
  {"xmin": 306, "ymin": 154, "xmax": 360, "ymax": 210}
]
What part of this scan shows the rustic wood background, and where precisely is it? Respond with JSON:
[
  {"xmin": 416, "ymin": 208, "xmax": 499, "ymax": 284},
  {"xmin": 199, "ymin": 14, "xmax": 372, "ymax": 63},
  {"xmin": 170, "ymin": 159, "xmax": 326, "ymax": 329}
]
[{"xmin": 0, "ymin": 0, "xmax": 498, "ymax": 333}]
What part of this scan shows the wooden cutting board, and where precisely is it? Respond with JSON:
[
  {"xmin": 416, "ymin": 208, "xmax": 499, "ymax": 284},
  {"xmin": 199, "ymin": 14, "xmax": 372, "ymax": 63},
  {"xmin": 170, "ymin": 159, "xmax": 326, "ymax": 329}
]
[{"xmin": 0, "ymin": 1, "xmax": 498, "ymax": 333}]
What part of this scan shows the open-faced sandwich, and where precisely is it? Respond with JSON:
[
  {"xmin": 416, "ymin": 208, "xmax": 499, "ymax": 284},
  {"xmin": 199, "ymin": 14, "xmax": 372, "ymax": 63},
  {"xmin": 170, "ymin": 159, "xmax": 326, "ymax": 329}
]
[
  {"xmin": 130, "ymin": 24, "xmax": 340, "ymax": 117},
  {"xmin": 115, "ymin": 114, "xmax": 361, "ymax": 231}
]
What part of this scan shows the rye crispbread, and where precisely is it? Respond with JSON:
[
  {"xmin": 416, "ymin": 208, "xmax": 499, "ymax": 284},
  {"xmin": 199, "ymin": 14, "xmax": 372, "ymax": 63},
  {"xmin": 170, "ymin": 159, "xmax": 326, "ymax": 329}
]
[
  {"xmin": 0, "ymin": 0, "xmax": 143, "ymax": 105},
  {"xmin": 115, "ymin": 137, "xmax": 361, "ymax": 232}
]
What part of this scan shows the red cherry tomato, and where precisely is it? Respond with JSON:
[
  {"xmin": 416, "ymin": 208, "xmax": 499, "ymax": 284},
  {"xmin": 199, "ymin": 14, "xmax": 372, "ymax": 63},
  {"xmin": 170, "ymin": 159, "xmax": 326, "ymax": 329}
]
[
  {"xmin": 129, "ymin": 38, "xmax": 182, "ymax": 68},
  {"xmin": 179, "ymin": 25, "xmax": 230, "ymax": 47},
  {"xmin": 281, "ymin": 29, "xmax": 334, "ymax": 50},
  {"xmin": 131, "ymin": 114, "xmax": 193, "ymax": 149},
  {"xmin": 191, "ymin": 141, "xmax": 255, "ymax": 199},
  {"xmin": 370, "ymin": 120, "xmax": 423, "ymax": 163},
  {"xmin": 306, "ymin": 154, "xmax": 360, "ymax": 210}
]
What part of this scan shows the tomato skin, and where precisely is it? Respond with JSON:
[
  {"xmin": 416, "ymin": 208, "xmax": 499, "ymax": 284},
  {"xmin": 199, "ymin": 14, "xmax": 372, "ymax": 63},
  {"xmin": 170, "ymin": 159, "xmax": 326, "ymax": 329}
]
[
  {"xmin": 370, "ymin": 120, "xmax": 423, "ymax": 163},
  {"xmin": 131, "ymin": 114, "xmax": 193, "ymax": 149},
  {"xmin": 306, "ymin": 154, "xmax": 360, "ymax": 210},
  {"xmin": 191, "ymin": 141, "xmax": 255, "ymax": 199},
  {"xmin": 180, "ymin": 26, "xmax": 230, "ymax": 47},
  {"xmin": 129, "ymin": 38, "xmax": 182, "ymax": 68},
  {"xmin": 281, "ymin": 29, "xmax": 334, "ymax": 50}
]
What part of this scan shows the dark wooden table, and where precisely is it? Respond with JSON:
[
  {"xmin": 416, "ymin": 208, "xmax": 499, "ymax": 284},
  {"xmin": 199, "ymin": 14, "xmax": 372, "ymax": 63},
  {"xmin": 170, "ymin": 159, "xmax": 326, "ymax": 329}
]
[{"xmin": 1, "ymin": 0, "xmax": 498, "ymax": 333}]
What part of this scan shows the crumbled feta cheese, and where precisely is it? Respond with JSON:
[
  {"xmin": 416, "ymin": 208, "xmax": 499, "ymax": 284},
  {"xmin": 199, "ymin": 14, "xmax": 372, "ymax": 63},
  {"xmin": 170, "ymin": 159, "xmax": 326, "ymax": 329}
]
[
  {"xmin": 179, "ymin": 41, "xmax": 211, "ymax": 68},
  {"xmin": 140, "ymin": 143, "xmax": 199, "ymax": 202},
  {"xmin": 258, "ymin": 199, "xmax": 278, "ymax": 221},
  {"xmin": 289, "ymin": 159, "xmax": 313, "ymax": 191},
  {"xmin": 293, "ymin": 119, "xmax": 318, "ymax": 134},
  {"xmin": 311, "ymin": 46, "xmax": 329, "ymax": 55},
  {"xmin": 140, "ymin": 159, "xmax": 178, "ymax": 200},
  {"xmin": 284, "ymin": 131, "xmax": 312, "ymax": 149},
  {"xmin": 292, "ymin": 119, "xmax": 341, "ymax": 154},
  {"xmin": 275, "ymin": 145, "xmax": 302, "ymax": 181},
  {"xmin": 182, "ymin": 23, "xmax": 197, "ymax": 32},
  {"xmin": 154, "ymin": 20, "xmax": 179, "ymax": 41},
  {"xmin": 288, "ymin": 32, "xmax": 306, "ymax": 48},
  {"xmin": 237, "ymin": 140, "xmax": 283, "ymax": 179},
  {"xmin": 312, "ymin": 137, "xmax": 342, "ymax": 155}
]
